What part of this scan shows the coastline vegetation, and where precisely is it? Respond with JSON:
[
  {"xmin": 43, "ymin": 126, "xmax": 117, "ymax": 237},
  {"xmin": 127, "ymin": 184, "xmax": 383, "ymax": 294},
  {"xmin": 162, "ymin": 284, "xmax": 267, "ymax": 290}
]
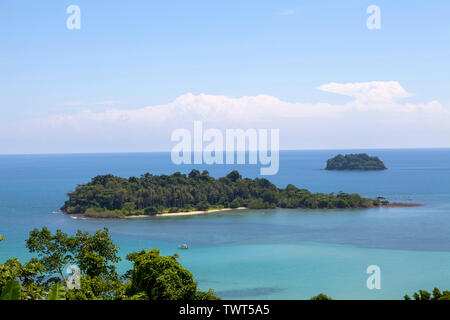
[
  {"xmin": 61, "ymin": 170, "xmax": 384, "ymax": 219},
  {"xmin": 325, "ymin": 153, "xmax": 387, "ymax": 171}
]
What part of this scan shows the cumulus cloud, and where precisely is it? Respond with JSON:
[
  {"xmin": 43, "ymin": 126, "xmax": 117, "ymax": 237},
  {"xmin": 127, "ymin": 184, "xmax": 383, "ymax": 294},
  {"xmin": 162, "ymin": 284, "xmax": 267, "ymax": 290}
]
[
  {"xmin": 318, "ymin": 81, "xmax": 414, "ymax": 102},
  {"xmin": 1, "ymin": 81, "xmax": 449, "ymax": 153}
]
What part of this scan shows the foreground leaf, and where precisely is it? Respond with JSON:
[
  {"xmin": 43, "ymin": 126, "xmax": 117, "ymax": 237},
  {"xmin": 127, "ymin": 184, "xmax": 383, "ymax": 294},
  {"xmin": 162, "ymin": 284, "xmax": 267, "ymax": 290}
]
[
  {"xmin": 47, "ymin": 283, "xmax": 66, "ymax": 300},
  {"xmin": 0, "ymin": 280, "xmax": 21, "ymax": 300}
]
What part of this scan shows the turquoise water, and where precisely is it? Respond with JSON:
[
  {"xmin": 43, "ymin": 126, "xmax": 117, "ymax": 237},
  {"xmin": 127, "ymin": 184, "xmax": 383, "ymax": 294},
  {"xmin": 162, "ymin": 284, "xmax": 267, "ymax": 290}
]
[{"xmin": 1, "ymin": 149, "xmax": 450, "ymax": 299}]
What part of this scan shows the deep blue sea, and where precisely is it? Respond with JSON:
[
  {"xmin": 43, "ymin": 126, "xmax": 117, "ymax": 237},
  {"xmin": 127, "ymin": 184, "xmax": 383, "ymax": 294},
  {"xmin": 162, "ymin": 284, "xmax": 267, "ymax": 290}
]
[{"xmin": 1, "ymin": 149, "xmax": 450, "ymax": 299}]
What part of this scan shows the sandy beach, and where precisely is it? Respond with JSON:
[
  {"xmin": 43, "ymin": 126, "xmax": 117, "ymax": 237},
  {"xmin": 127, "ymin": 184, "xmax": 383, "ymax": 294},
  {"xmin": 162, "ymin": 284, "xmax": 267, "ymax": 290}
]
[
  {"xmin": 68, "ymin": 207, "xmax": 248, "ymax": 220},
  {"xmin": 154, "ymin": 207, "xmax": 248, "ymax": 217}
]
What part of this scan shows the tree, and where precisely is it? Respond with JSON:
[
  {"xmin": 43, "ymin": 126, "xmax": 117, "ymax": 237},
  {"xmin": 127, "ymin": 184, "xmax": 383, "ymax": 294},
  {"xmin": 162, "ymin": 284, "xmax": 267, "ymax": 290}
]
[
  {"xmin": 25, "ymin": 227, "xmax": 74, "ymax": 286},
  {"xmin": 188, "ymin": 169, "xmax": 201, "ymax": 179},
  {"xmin": 25, "ymin": 227, "xmax": 121, "ymax": 299},
  {"xmin": 72, "ymin": 228, "xmax": 120, "ymax": 278},
  {"xmin": 123, "ymin": 202, "xmax": 136, "ymax": 213},
  {"xmin": 0, "ymin": 235, "xmax": 46, "ymax": 299},
  {"xmin": 196, "ymin": 201, "xmax": 210, "ymax": 211},
  {"xmin": 405, "ymin": 287, "xmax": 450, "ymax": 300},
  {"xmin": 126, "ymin": 249, "xmax": 219, "ymax": 300},
  {"xmin": 310, "ymin": 293, "xmax": 332, "ymax": 300},
  {"xmin": 0, "ymin": 258, "xmax": 45, "ymax": 299},
  {"xmin": 226, "ymin": 171, "xmax": 241, "ymax": 182}
]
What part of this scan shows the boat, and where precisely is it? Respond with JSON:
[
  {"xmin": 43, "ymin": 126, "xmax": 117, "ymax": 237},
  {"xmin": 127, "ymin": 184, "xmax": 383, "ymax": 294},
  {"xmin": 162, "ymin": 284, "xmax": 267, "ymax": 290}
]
[{"xmin": 178, "ymin": 243, "xmax": 189, "ymax": 249}]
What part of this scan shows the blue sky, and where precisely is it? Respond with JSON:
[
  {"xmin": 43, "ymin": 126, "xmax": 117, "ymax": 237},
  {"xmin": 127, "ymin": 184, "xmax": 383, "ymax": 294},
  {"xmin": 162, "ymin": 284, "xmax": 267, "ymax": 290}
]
[{"xmin": 1, "ymin": 1, "xmax": 450, "ymax": 153}]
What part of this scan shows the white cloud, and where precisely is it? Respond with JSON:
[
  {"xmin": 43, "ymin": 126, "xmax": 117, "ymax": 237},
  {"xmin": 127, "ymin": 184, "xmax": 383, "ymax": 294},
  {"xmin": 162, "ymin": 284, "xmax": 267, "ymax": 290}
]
[
  {"xmin": 318, "ymin": 81, "xmax": 414, "ymax": 102},
  {"xmin": 1, "ymin": 81, "xmax": 449, "ymax": 153}
]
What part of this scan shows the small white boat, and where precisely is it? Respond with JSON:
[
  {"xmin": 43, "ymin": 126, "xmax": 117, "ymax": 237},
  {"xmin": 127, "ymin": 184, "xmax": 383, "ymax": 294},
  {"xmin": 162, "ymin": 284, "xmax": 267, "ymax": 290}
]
[{"xmin": 178, "ymin": 243, "xmax": 189, "ymax": 249}]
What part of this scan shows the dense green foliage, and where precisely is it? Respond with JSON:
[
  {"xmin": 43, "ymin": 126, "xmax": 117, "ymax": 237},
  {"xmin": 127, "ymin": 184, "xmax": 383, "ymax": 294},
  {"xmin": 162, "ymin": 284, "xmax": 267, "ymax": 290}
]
[
  {"xmin": 0, "ymin": 229, "xmax": 219, "ymax": 300},
  {"xmin": 0, "ymin": 280, "xmax": 21, "ymax": 300},
  {"xmin": 404, "ymin": 287, "xmax": 450, "ymax": 300},
  {"xmin": 311, "ymin": 289, "xmax": 450, "ymax": 300},
  {"xmin": 310, "ymin": 293, "xmax": 333, "ymax": 300},
  {"xmin": 61, "ymin": 170, "xmax": 382, "ymax": 218},
  {"xmin": 25, "ymin": 227, "xmax": 121, "ymax": 299},
  {"xmin": 125, "ymin": 249, "xmax": 219, "ymax": 300},
  {"xmin": 326, "ymin": 153, "xmax": 387, "ymax": 171},
  {"xmin": 47, "ymin": 282, "xmax": 66, "ymax": 300}
]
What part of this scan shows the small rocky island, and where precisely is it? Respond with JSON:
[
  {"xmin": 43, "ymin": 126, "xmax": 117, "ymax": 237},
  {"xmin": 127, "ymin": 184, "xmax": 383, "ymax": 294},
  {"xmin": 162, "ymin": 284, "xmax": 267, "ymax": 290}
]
[{"xmin": 326, "ymin": 153, "xmax": 387, "ymax": 171}]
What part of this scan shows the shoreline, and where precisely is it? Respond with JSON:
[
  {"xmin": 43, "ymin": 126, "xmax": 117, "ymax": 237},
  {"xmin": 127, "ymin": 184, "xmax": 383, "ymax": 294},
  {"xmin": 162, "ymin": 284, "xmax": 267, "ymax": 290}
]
[
  {"xmin": 383, "ymin": 202, "xmax": 422, "ymax": 208},
  {"xmin": 64, "ymin": 203, "xmax": 421, "ymax": 220},
  {"xmin": 155, "ymin": 207, "xmax": 248, "ymax": 217},
  {"xmin": 67, "ymin": 207, "xmax": 249, "ymax": 220}
]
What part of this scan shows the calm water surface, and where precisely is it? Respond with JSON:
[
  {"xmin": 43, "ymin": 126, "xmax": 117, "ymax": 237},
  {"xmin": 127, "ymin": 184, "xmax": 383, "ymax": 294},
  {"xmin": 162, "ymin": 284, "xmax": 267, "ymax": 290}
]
[{"xmin": 0, "ymin": 149, "xmax": 449, "ymax": 299}]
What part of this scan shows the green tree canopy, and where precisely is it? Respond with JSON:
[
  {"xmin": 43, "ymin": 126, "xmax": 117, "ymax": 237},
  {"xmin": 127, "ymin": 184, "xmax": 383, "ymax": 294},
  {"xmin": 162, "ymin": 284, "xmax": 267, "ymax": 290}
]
[
  {"xmin": 25, "ymin": 227, "xmax": 122, "ymax": 299},
  {"xmin": 126, "ymin": 249, "xmax": 219, "ymax": 300},
  {"xmin": 310, "ymin": 293, "xmax": 333, "ymax": 300},
  {"xmin": 404, "ymin": 287, "xmax": 450, "ymax": 300},
  {"xmin": 326, "ymin": 153, "xmax": 387, "ymax": 171},
  {"xmin": 61, "ymin": 170, "xmax": 382, "ymax": 218},
  {"xmin": 1, "ymin": 228, "xmax": 219, "ymax": 300}
]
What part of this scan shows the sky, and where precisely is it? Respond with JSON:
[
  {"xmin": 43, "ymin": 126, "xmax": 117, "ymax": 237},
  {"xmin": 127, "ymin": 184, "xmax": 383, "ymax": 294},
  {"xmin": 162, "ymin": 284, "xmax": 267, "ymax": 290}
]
[{"xmin": 1, "ymin": 0, "xmax": 450, "ymax": 154}]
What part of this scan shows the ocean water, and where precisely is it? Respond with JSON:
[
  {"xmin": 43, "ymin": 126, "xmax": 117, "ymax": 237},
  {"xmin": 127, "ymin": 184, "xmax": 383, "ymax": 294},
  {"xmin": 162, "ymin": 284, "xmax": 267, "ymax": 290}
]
[{"xmin": 0, "ymin": 149, "xmax": 450, "ymax": 299}]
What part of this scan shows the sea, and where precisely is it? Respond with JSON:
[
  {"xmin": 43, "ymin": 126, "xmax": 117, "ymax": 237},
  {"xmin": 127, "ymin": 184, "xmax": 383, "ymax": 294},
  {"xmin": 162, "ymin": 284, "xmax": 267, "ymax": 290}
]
[{"xmin": 0, "ymin": 149, "xmax": 449, "ymax": 299}]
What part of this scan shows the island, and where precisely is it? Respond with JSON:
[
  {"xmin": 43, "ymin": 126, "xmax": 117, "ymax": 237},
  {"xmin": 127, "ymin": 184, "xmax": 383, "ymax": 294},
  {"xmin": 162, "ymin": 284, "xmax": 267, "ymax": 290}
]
[
  {"xmin": 325, "ymin": 153, "xmax": 387, "ymax": 171},
  {"xmin": 61, "ymin": 170, "xmax": 394, "ymax": 219}
]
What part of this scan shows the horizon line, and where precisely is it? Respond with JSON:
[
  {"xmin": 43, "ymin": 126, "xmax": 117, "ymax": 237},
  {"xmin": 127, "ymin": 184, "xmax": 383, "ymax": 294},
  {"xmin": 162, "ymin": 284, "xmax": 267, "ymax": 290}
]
[{"xmin": 0, "ymin": 146, "xmax": 449, "ymax": 156}]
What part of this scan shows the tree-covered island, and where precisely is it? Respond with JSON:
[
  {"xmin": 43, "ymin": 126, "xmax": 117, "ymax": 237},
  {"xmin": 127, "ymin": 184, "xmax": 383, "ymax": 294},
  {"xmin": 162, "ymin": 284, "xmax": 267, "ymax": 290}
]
[
  {"xmin": 325, "ymin": 153, "xmax": 387, "ymax": 171},
  {"xmin": 61, "ymin": 170, "xmax": 388, "ymax": 219}
]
